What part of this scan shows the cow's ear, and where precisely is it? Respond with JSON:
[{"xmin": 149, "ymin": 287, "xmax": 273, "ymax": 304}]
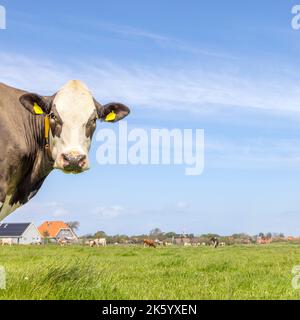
[
  {"xmin": 94, "ymin": 99, "xmax": 130, "ymax": 122},
  {"xmin": 19, "ymin": 93, "xmax": 51, "ymax": 115}
]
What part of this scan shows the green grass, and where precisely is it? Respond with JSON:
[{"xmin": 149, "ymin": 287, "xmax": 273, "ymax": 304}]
[{"xmin": 1, "ymin": 244, "xmax": 300, "ymax": 299}]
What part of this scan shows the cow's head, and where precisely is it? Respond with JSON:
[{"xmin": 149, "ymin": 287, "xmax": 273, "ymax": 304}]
[{"xmin": 19, "ymin": 80, "xmax": 130, "ymax": 173}]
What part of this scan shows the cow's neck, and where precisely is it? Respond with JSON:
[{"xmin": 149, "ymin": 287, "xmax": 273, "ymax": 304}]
[
  {"xmin": 0, "ymin": 115, "xmax": 54, "ymax": 219},
  {"xmin": 29, "ymin": 115, "xmax": 54, "ymax": 180},
  {"xmin": 10, "ymin": 115, "xmax": 54, "ymax": 206}
]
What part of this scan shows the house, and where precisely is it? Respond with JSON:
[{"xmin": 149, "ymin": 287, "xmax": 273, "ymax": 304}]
[
  {"xmin": 38, "ymin": 221, "xmax": 78, "ymax": 242},
  {"xmin": 0, "ymin": 223, "xmax": 41, "ymax": 245}
]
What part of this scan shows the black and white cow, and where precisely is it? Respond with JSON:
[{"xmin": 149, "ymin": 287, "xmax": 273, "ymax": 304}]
[{"xmin": 0, "ymin": 80, "xmax": 130, "ymax": 220}]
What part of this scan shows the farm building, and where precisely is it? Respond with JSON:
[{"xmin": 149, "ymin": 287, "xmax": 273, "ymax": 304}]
[
  {"xmin": 38, "ymin": 221, "xmax": 78, "ymax": 242},
  {"xmin": 0, "ymin": 223, "xmax": 41, "ymax": 245}
]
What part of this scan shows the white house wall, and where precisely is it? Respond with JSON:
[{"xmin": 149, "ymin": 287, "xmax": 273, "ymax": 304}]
[{"xmin": 19, "ymin": 224, "xmax": 41, "ymax": 245}]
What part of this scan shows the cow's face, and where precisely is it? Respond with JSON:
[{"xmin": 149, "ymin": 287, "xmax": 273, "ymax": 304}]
[{"xmin": 20, "ymin": 80, "xmax": 130, "ymax": 173}]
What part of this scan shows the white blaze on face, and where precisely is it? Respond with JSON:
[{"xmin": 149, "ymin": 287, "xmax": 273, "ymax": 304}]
[{"xmin": 51, "ymin": 80, "xmax": 96, "ymax": 171}]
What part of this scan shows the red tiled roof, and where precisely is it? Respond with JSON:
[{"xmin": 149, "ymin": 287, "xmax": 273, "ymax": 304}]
[{"xmin": 38, "ymin": 221, "xmax": 69, "ymax": 238}]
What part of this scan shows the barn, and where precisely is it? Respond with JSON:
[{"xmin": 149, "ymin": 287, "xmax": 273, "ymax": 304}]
[{"xmin": 0, "ymin": 223, "xmax": 42, "ymax": 245}]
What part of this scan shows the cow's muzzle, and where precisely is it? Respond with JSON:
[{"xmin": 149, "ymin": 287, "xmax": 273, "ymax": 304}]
[{"xmin": 61, "ymin": 152, "xmax": 87, "ymax": 173}]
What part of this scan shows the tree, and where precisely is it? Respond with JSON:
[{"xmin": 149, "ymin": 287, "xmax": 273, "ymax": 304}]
[
  {"xmin": 231, "ymin": 233, "xmax": 249, "ymax": 239},
  {"xmin": 164, "ymin": 232, "xmax": 177, "ymax": 238},
  {"xmin": 42, "ymin": 230, "xmax": 50, "ymax": 238},
  {"xmin": 81, "ymin": 233, "xmax": 93, "ymax": 239},
  {"xmin": 266, "ymin": 232, "xmax": 272, "ymax": 239},
  {"xmin": 201, "ymin": 233, "xmax": 220, "ymax": 238},
  {"xmin": 94, "ymin": 231, "xmax": 107, "ymax": 238},
  {"xmin": 149, "ymin": 228, "xmax": 163, "ymax": 237},
  {"xmin": 42, "ymin": 230, "xmax": 50, "ymax": 244},
  {"xmin": 66, "ymin": 221, "xmax": 80, "ymax": 232}
]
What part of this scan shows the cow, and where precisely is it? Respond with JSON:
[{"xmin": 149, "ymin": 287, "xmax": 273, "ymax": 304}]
[
  {"xmin": 210, "ymin": 237, "xmax": 219, "ymax": 248},
  {"xmin": 57, "ymin": 238, "xmax": 68, "ymax": 246},
  {"xmin": 89, "ymin": 238, "xmax": 107, "ymax": 247},
  {"xmin": 94, "ymin": 238, "xmax": 107, "ymax": 247},
  {"xmin": 1, "ymin": 238, "xmax": 12, "ymax": 246},
  {"xmin": 154, "ymin": 239, "xmax": 163, "ymax": 246},
  {"xmin": 88, "ymin": 240, "xmax": 96, "ymax": 247},
  {"xmin": 143, "ymin": 239, "xmax": 156, "ymax": 248},
  {"xmin": 257, "ymin": 237, "xmax": 272, "ymax": 244},
  {"xmin": 0, "ymin": 81, "xmax": 130, "ymax": 220}
]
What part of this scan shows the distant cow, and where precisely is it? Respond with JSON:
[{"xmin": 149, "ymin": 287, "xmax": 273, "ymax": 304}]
[
  {"xmin": 154, "ymin": 239, "xmax": 164, "ymax": 246},
  {"xmin": 58, "ymin": 238, "xmax": 68, "ymax": 246},
  {"xmin": 95, "ymin": 238, "xmax": 107, "ymax": 247},
  {"xmin": 257, "ymin": 237, "xmax": 272, "ymax": 244},
  {"xmin": 143, "ymin": 239, "xmax": 156, "ymax": 248},
  {"xmin": 89, "ymin": 238, "xmax": 107, "ymax": 247},
  {"xmin": 210, "ymin": 237, "xmax": 219, "ymax": 248},
  {"xmin": 0, "ymin": 81, "xmax": 130, "ymax": 220},
  {"xmin": 1, "ymin": 238, "xmax": 12, "ymax": 246},
  {"xmin": 89, "ymin": 240, "xmax": 96, "ymax": 247}
]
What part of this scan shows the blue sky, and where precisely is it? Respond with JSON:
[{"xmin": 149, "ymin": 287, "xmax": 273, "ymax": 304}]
[{"xmin": 1, "ymin": 0, "xmax": 300, "ymax": 236}]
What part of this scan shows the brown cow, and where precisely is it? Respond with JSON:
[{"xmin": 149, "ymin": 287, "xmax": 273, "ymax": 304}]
[
  {"xmin": 257, "ymin": 236, "xmax": 272, "ymax": 244},
  {"xmin": 58, "ymin": 238, "xmax": 68, "ymax": 246},
  {"xmin": 143, "ymin": 239, "xmax": 156, "ymax": 248}
]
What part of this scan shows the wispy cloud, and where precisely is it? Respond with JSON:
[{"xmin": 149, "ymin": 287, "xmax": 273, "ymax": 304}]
[
  {"xmin": 206, "ymin": 137, "xmax": 300, "ymax": 169},
  {"xmin": 87, "ymin": 21, "xmax": 234, "ymax": 59},
  {"xmin": 93, "ymin": 205, "xmax": 125, "ymax": 218},
  {"xmin": 176, "ymin": 201, "xmax": 190, "ymax": 210},
  {"xmin": 1, "ymin": 52, "xmax": 300, "ymax": 117},
  {"xmin": 27, "ymin": 201, "xmax": 70, "ymax": 218},
  {"xmin": 10, "ymin": 13, "xmax": 233, "ymax": 60},
  {"xmin": 96, "ymin": 22, "xmax": 168, "ymax": 42},
  {"xmin": 3, "ymin": 201, "xmax": 70, "ymax": 224}
]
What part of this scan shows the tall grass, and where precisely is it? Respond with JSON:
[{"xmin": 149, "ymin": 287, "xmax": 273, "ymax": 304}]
[{"xmin": 0, "ymin": 244, "xmax": 300, "ymax": 299}]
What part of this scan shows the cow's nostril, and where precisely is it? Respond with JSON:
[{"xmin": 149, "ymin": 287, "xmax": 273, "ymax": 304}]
[
  {"xmin": 76, "ymin": 155, "xmax": 87, "ymax": 168},
  {"xmin": 62, "ymin": 153, "xmax": 71, "ymax": 163},
  {"xmin": 77, "ymin": 154, "xmax": 86, "ymax": 163}
]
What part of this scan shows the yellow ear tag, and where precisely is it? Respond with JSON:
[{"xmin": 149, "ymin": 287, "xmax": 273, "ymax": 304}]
[
  {"xmin": 33, "ymin": 103, "xmax": 44, "ymax": 115},
  {"xmin": 105, "ymin": 111, "xmax": 116, "ymax": 122}
]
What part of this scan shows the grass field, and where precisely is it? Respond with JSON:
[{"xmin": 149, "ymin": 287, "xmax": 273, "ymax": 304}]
[{"xmin": 1, "ymin": 244, "xmax": 300, "ymax": 300}]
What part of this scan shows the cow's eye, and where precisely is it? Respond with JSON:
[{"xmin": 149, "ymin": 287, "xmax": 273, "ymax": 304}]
[
  {"xmin": 50, "ymin": 113, "xmax": 56, "ymax": 121},
  {"xmin": 90, "ymin": 117, "xmax": 97, "ymax": 125}
]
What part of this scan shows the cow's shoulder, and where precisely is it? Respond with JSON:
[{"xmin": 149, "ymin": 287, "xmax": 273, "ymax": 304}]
[
  {"xmin": 0, "ymin": 83, "xmax": 28, "ymax": 116},
  {"xmin": 0, "ymin": 82, "xmax": 26, "ymax": 96},
  {"xmin": 0, "ymin": 83, "xmax": 32, "ymax": 152}
]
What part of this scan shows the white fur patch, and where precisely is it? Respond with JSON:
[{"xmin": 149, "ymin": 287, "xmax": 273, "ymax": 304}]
[{"xmin": 51, "ymin": 80, "xmax": 96, "ymax": 169}]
